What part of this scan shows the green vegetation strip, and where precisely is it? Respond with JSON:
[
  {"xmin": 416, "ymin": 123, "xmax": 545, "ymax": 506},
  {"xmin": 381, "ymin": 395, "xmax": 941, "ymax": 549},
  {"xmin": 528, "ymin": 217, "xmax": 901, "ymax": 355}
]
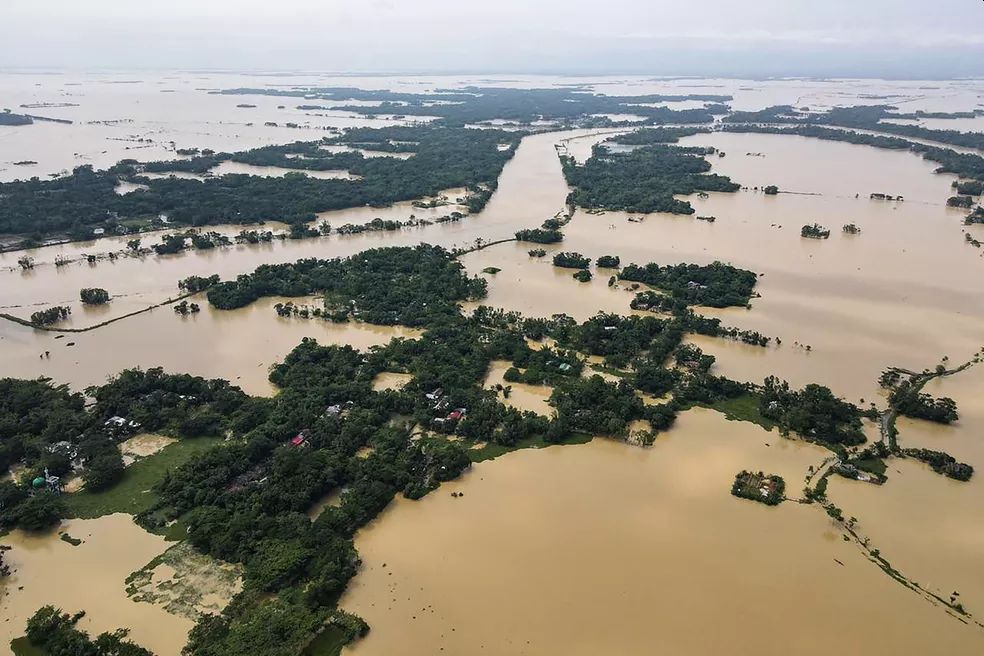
[{"xmin": 63, "ymin": 437, "xmax": 222, "ymax": 519}]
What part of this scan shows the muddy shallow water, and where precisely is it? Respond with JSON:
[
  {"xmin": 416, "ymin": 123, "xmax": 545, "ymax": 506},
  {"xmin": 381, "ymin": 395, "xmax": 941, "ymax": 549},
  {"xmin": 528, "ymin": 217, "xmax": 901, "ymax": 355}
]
[
  {"xmin": 0, "ymin": 515, "xmax": 192, "ymax": 655},
  {"xmin": 2, "ymin": 75, "xmax": 984, "ymax": 653},
  {"xmin": 340, "ymin": 408, "xmax": 984, "ymax": 655}
]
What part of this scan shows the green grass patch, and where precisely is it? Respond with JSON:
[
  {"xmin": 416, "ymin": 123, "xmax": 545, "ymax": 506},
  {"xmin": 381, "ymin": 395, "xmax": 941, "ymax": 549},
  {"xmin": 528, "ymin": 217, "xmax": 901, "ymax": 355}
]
[
  {"xmin": 63, "ymin": 437, "xmax": 222, "ymax": 519},
  {"xmin": 853, "ymin": 457, "xmax": 887, "ymax": 476},
  {"xmin": 302, "ymin": 626, "xmax": 350, "ymax": 656},
  {"xmin": 10, "ymin": 637, "xmax": 47, "ymax": 656},
  {"xmin": 705, "ymin": 394, "xmax": 776, "ymax": 431},
  {"xmin": 468, "ymin": 432, "xmax": 592, "ymax": 463}
]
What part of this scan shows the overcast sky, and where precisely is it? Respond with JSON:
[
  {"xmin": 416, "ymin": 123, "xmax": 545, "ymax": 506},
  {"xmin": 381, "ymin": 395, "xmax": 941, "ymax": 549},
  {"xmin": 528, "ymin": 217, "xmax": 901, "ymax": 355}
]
[{"xmin": 2, "ymin": 0, "xmax": 982, "ymax": 77}]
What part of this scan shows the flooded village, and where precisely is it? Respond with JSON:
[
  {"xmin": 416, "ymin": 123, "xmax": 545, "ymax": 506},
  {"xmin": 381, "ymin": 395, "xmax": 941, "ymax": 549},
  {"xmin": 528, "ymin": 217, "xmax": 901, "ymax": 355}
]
[{"xmin": 2, "ymin": 71, "xmax": 984, "ymax": 656}]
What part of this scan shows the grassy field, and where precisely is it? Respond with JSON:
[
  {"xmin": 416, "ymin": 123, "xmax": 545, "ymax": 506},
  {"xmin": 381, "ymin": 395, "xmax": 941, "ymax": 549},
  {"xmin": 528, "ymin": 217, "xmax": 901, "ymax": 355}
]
[
  {"xmin": 705, "ymin": 394, "xmax": 776, "ymax": 431},
  {"xmin": 63, "ymin": 437, "xmax": 222, "ymax": 519},
  {"xmin": 468, "ymin": 432, "xmax": 592, "ymax": 463}
]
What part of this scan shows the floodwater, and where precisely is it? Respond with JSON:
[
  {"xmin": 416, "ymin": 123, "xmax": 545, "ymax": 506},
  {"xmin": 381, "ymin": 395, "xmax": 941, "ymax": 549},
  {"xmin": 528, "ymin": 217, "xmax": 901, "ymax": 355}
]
[
  {"xmin": 340, "ymin": 408, "xmax": 984, "ymax": 655},
  {"xmin": 482, "ymin": 360, "xmax": 554, "ymax": 416},
  {"xmin": 0, "ymin": 514, "xmax": 193, "ymax": 655},
  {"xmin": 3, "ymin": 74, "xmax": 984, "ymax": 653},
  {"xmin": 0, "ymin": 297, "xmax": 421, "ymax": 396},
  {"xmin": 371, "ymin": 372, "xmax": 414, "ymax": 392}
]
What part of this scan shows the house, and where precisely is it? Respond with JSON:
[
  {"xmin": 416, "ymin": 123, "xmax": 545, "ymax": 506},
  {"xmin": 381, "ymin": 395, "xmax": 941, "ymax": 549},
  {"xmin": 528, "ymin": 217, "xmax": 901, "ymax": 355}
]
[
  {"xmin": 433, "ymin": 397, "xmax": 451, "ymax": 412},
  {"xmin": 425, "ymin": 388, "xmax": 445, "ymax": 401},
  {"xmin": 47, "ymin": 441, "xmax": 77, "ymax": 460},
  {"xmin": 92, "ymin": 228, "xmax": 106, "ymax": 236},
  {"xmin": 104, "ymin": 415, "xmax": 141, "ymax": 437},
  {"xmin": 291, "ymin": 433, "xmax": 307, "ymax": 447},
  {"xmin": 558, "ymin": 363, "xmax": 573, "ymax": 373},
  {"xmin": 324, "ymin": 404, "xmax": 343, "ymax": 417}
]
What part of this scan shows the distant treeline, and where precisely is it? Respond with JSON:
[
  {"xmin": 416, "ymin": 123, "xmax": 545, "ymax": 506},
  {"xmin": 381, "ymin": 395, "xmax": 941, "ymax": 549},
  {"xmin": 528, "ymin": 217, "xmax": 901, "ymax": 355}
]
[
  {"xmin": 0, "ymin": 125, "xmax": 519, "ymax": 239},
  {"xmin": 216, "ymin": 86, "xmax": 729, "ymax": 126},
  {"xmin": 720, "ymin": 124, "xmax": 984, "ymax": 181},
  {"xmin": 723, "ymin": 104, "xmax": 984, "ymax": 153}
]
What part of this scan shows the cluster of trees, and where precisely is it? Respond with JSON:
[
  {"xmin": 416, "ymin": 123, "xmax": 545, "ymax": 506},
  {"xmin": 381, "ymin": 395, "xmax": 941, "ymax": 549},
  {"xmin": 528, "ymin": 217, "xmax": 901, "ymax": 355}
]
[
  {"xmin": 205, "ymin": 245, "xmax": 487, "ymax": 327},
  {"xmin": 801, "ymin": 223, "xmax": 831, "ymax": 239},
  {"xmin": 619, "ymin": 260, "xmax": 757, "ymax": 308},
  {"xmin": 723, "ymin": 103, "xmax": 984, "ymax": 151},
  {"xmin": 731, "ymin": 471, "xmax": 785, "ymax": 506},
  {"xmin": 759, "ymin": 377, "xmax": 866, "ymax": 446},
  {"xmin": 218, "ymin": 86, "xmax": 727, "ymax": 126},
  {"xmin": 947, "ymin": 195, "xmax": 975, "ymax": 208},
  {"xmin": 79, "ymin": 288, "xmax": 110, "ymax": 305},
  {"xmin": 178, "ymin": 274, "xmax": 220, "ymax": 293},
  {"xmin": 23, "ymin": 606, "xmax": 153, "ymax": 656},
  {"xmin": 552, "ymin": 251, "xmax": 590, "ymax": 269},
  {"xmin": 174, "ymin": 300, "xmax": 201, "ymax": 315},
  {"xmin": 0, "ymin": 366, "xmax": 272, "ymax": 533},
  {"xmin": 515, "ymin": 228, "xmax": 563, "ymax": 244},
  {"xmin": 30, "ymin": 305, "xmax": 71, "ymax": 326},
  {"xmin": 561, "ymin": 144, "xmax": 739, "ymax": 215},
  {"xmin": 503, "ymin": 346, "xmax": 584, "ymax": 385},
  {"xmin": 596, "ymin": 255, "xmax": 620, "ymax": 268},
  {"xmin": 720, "ymin": 124, "xmax": 984, "ymax": 184},
  {"xmin": 608, "ymin": 127, "xmax": 704, "ymax": 145},
  {"xmin": 901, "ymin": 448, "xmax": 973, "ymax": 481},
  {"xmin": 953, "ymin": 180, "xmax": 983, "ymax": 196},
  {"xmin": 0, "ymin": 125, "xmax": 518, "ymax": 239},
  {"xmin": 889, "ymin": 384, "xmax": 959, "ymax": 424},
  {"xmin": 572, "ymin": 270, "xmax": 592, "ymax": 282}
]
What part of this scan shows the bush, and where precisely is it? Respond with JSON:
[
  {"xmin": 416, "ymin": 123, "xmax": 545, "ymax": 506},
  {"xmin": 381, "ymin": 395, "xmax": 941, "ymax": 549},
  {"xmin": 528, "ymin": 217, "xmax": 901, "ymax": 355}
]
[
  {"xmin": 552, "ymin": 252, "xmax": 590, "ymax": 269},
  {"xmin": 79, "ymin": 288, "xmax": 110, "ymax": 305}
]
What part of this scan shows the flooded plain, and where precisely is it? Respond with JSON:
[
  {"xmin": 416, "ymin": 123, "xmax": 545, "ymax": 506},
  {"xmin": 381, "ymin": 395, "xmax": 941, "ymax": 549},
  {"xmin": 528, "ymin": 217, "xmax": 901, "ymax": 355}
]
[
  {"xmin": 0, "ymin": 514, "xmax": 193, "ymax": 655},
  {"xmin": 340, "ymin": 409, "xmax": 984, "ymax": 655},
  {"xmin": 2, "ymin": 74, "xmax": 984, "ymax": 653},
  {"xmin": 0, "ymin": 296, "xmax": 422, "ymax": 395}
]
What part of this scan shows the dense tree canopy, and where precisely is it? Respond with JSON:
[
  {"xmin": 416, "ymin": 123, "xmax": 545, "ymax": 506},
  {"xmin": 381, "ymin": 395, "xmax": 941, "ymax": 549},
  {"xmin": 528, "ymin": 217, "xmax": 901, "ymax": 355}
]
[
  {"xmin": 0, "ymin": 125, "xmax": 518, "ymax": 239},
  {"xmin": 562, "ymin": 143, "xmax": 739, "ymax": 214},
  {"xmin": 205, "ymin": 245, "xmax": 487, "ymax": 326}
]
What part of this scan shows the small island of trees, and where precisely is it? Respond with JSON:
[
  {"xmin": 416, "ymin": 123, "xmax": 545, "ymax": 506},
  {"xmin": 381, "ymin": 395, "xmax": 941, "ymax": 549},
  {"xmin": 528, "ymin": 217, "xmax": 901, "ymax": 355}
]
[
  {"xmin": 515, "ymin": 228, "xmax": 563, "ymax": 244},
  {"xmin": 552, "ymin": 252, "xmax": 591, "ymax": 269},
  {"xmin": 596, "ymin": 255, "xmax": 621, "ymax": 268},
  {"xmin": 901, "ymin": 448, "xmax": 973, "ymax": 481},
  {"xmin": 763, "ymin": 185, "xmax": 779, "ymax": 195},
  {"xmin": 79, "ymin": 288, "xmax": 110, "ymax": 305},
  {"xmin": 731, "ymin": 470, "xmax": 785, "ymax": 505},
  {"xmin": 30, "ymin": 306, "xmax": 71, "ymax": 327},
  {"xmin": 801, "ymin": 223, "xmax": 831, "ymax": 239},
  {"xmin": 572, "ymin": 270, "xmax": 592, "ymax": 283},
  {"xmin": 561, "ymin": 142, "xmax": 739, "ymax": 215}
]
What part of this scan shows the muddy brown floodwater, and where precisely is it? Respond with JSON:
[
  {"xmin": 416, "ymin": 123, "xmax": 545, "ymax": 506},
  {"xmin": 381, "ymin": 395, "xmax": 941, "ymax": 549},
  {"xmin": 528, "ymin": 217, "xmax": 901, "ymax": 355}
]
[
  {"xmin": 3, "ymin": 75, "xmax": 984, "ymax": 653},
  {"xmin": 0, "ymin": 297, "xmax": 422, "ymax": 395},
  {"xmin": 0, "ymin": 515, "xmax": 192, "ymax": 655},
  {"xmin": 340, "ymin": 409, "xmax": 984, "ymax": 655}
]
